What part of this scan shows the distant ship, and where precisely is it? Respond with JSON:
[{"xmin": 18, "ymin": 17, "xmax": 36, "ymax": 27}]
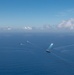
[{"xmin": 46, "ymin": 49, "xmax": 51, "ymax": 53}]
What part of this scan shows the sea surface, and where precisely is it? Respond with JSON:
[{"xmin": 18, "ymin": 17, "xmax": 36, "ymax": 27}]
[{"xmin": 0, "ymin": 32, "xmax": 74, "ymax": 75}]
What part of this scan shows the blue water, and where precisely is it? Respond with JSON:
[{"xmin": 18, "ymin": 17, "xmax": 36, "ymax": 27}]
[{"xmin": 0, "ymin": 32, "xmax": 74, "ymax": 75}]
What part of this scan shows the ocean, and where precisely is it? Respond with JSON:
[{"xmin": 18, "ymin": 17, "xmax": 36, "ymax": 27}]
[{"xmin": 0, "ymin": 32, "xmax": 74, "ymax": 75}]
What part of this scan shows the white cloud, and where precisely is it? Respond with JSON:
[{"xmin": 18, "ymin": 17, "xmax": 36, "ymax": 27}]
[
  {"xmin": 1, "ymin": 26, "xmax": 12, "ymax": 31},
  {"xmin": 43, "ymin": 25, "xmax": 50, "ymax": 29},
  {"xmin": 1, "ymin": 18, "xmax": 74, "ymax": 32},
  {"xmin": 57, "ymin": 18, "xmax": 74, "ymax": 30},
  {"xmin": 40, "ymin": 24, "xmax": 51, "ymax": 30},
  {"xmin": 23, "ymin": 26, "xmax": 32, "ymax": 30}
]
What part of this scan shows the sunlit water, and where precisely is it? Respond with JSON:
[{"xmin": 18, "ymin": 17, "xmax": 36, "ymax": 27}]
[{"xmin": 0, "ymin": 32, "xmax": 74, "ymax": 75}]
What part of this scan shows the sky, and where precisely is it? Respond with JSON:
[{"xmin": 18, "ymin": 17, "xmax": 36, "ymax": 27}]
[{"xmin": 0, "ymin": 0, "xmax": 74, "ymax": 31}]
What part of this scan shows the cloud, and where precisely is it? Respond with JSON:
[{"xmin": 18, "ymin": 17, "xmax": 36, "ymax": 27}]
[
  {"xmin": 40, "ymin": 24, "xmax": 51, "ymax": 30},
  {"xmin": 0, "ymin": 26, "xmax": 12, "ymax": 31},
  {"xmin": 43, "ymin": 25, "xmax": 51, "ymax": 29},
  {"xmin": 57, "ymin": 18, "xmax": 74, "ymax": 30},
  {"xmin": 7, "ymin": 27, "xmax": 12, "ymax": 30},
  {"xmin": 1, "ymin": 18, "xmax": 74, "ymax": 32},
  {"xmin": 22, "ymin": 25, "xmax": 53, "ymax": 32},
  {"xmin": 23, "ymin": 26, "xmax": 32, "ymax": 30}
]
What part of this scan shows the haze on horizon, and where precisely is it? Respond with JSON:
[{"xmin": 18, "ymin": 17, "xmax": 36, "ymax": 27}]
[{"xmin": 0, "ymin": 0, "xmax": 74, "ymax": 32}]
